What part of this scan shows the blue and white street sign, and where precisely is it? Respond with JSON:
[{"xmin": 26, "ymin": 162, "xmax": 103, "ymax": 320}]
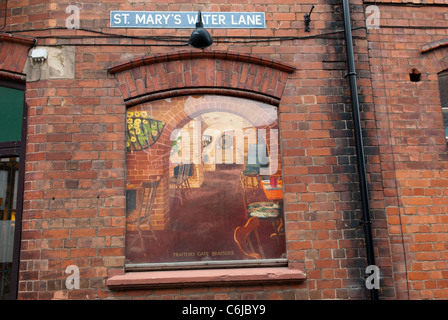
[{"xmin": 110, "ymin": 11, "xmax": 266, "ymax": 29}]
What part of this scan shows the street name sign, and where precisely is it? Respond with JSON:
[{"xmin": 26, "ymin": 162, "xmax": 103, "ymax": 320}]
[{"xmin": 110, "ymin": 11, "xmax": 266, "ymax": 29}]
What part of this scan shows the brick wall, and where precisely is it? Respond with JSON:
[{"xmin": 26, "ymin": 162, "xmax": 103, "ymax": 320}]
[
  {"xmin": 367, "ymin": 2, "xmax": 448, "ymax": 299},
  {"xmin": 0, "ymin": 0, "xmax": 446, "ymax": 300}
]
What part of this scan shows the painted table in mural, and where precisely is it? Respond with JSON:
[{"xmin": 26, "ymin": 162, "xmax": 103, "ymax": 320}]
[
  {"xmin": 260, "ymin": 179, "xmax": 284, "ymax": 241},
  {"xmin": 260, "ymin": 179, "xmax": 283, "ymax": 201}
]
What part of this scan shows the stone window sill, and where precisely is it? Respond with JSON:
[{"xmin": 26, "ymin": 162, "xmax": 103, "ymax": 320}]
[{"xmin": 106, "ymin": 267, "xmax": 306, "ymax": 290}]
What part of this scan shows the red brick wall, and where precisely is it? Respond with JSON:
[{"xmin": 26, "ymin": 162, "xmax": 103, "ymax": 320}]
[
  {"xmin": 367, "ymin": 2, "xmax": 448, "ymax": 299},
  {"xmin": 0, "ymin": 0, "xmax": 447, "ymax": 300}
]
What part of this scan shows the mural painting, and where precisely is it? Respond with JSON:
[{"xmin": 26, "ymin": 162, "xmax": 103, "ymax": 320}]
[{"xmin": 125, "ymin": 95, "xmax": 286, "ymax": 267}]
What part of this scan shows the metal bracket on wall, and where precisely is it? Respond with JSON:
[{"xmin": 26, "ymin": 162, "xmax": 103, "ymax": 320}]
[{"xmin": 304, "ymin": 5, "xmax": 314, "ymax": 32}]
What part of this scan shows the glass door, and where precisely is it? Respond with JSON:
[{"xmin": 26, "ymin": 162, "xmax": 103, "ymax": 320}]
[
  {"xmin": 0, "ymin": 156, "xmax": 19, "ymax": 300},
  {"xmin": 0, "ymin": 82, "xmax": 26, "ymax": 299}
]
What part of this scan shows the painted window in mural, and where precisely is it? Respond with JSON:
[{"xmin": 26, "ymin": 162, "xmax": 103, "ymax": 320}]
[{"xmin": 125, "ymin": 95, "xmax": 285, "ymax": 267}]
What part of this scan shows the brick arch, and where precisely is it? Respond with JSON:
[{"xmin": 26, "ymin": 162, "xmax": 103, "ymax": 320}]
[
  {"xmin": 421, "ymin": 39, "xmax": 448, "ymax": 73},
  {"xmin": 108, "ymin": 50, "xmax": 295, "ymax": 107},
  {"xmin": 0, "ymin": 33, "xmax": 35, "ymax": 81}
]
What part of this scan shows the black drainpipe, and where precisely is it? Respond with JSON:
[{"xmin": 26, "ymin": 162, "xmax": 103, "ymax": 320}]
[{"xmin": 341, "ymin": 0, "xmax": 379, "ymax": 300}]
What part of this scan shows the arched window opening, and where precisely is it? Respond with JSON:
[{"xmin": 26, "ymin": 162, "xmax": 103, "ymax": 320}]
[{"xmin": 124, "ymin": 95, "xmax": 286, "ymax": 270}]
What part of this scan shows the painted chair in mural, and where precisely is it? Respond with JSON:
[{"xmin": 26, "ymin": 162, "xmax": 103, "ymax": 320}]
[
  {"xmin": 181, "ymin": 163, "xmax": 193, "ymax": 195},
  {"xmin": 240, "ymin": 175, "xmax": 282, "ymax": 243},
  {"xmin": 237, "ymin": 171, "xmax": 259, "ymax": 198},
  {"xmin": 234, "ymin": 216, "xmax": 264, "ymax": 259},
  {"xmin": 169, "ymin": 164, "xmax": 187, "ymax": 205},
  {"xmin": 236, "ymin": 144, "xmax": 270, "ymax": 195},
  {"xmin": 135, "ymin": 177, "xmax": 161, "ymax": 251},
  {"xmin": 242, "ymin": 143, "xmax": 262, "ymax": 187},
  {"xmin": 235, "ymin": 145, "xmax": 259, "ymax": 196}
]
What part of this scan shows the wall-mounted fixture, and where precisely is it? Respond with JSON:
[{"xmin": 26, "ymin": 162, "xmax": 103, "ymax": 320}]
[
  {"xmin": 189, "ymin": 10, "xmax": 213, "ymax": 49},
  {"xmin": 304, "ymin": 5, "xmax": 315, "ymax": 32},
  {"xmin": 30, "ymin": 48, "xmax": 47, "ymax": 64}
]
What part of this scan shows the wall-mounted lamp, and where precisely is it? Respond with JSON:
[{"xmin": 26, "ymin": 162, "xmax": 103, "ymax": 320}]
[
  {"xmin": 304, "ymin": 6, "xmax": 315, "ymax": 32},
  {"xmin": 30, "ymin": 48, "xmax": 47, "ymax": 64},
  {"xmin": 189, "ymin": 10, "xmax": 213, "ymax": 49}
]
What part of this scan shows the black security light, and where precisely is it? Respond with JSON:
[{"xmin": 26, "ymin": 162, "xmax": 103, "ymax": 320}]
[{"xmin": 189, "ymin": 10, "xmax": 213, "ymax": 49}]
